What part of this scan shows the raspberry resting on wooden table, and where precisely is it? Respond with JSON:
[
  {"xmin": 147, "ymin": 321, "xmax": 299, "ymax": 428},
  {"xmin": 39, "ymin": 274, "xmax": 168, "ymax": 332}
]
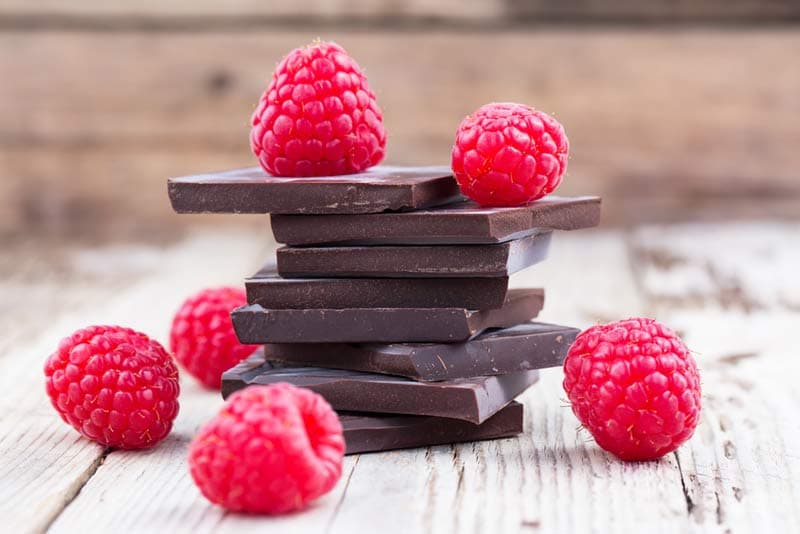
[
  {"xmin": 44, "ymin": 325, "xmax": 180, "ymax": 450},
  {"xmin": 189, "ymin": 383, "xmax": 345, "ymax": 514},
  {"xmin": 170, "ymin": 286, "xmax": 259, "ymax": 389},
  {"xmin": 562, "ymin": 318, "xmax": 702, "ymax": 461}
]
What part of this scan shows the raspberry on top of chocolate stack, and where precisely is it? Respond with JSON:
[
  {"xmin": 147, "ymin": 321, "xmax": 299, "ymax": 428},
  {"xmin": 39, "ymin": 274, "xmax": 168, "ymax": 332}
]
[{"xmin": 250, "ymin": 40, "xmax": 387, "ymax": 178}]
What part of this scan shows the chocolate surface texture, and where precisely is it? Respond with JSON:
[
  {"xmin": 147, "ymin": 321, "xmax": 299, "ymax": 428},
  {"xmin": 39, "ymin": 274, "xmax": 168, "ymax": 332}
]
[
  {"xmin": 264, "ymin": 322, "xmax": 577, "ymax": 381},
  {"xmin": 231, "ymin": 288, "xmax": 544, "ymax": 343},
  {"xmin": 276, "ymin": 232, "xmax": 551, "ymax": 278},
  {"xmin": 246, "ymin": 265, "xmax": 511, "ymax": 309},
  {"xmin": 168, "ymin": 165, "xmax": 460, "ymax": 215},
  {"xmin": 271, "ymin": 195, "xmax": 601, "ymax": 245},
  {"xmin": 222, "ymin": 353, "xmax": 539, "ymax": 424},
  {"xmin": 340, "ymin": 402, "xmax": 523, "ymax": 454}
]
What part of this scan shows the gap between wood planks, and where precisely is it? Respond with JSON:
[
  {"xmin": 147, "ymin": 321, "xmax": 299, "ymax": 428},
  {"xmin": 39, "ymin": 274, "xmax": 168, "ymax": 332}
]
[{"xmin": 39, "ymin": 448, "xmax": 112, "ymax": 532}]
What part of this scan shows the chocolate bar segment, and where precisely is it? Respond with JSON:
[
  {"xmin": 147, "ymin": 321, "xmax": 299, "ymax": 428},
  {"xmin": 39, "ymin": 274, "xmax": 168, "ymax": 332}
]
[
  {"xmin": 272, "ymin": 195, "xmax": 601, "ymax": 245},
  {"xmin": 222, "ymin": 353, "xmax": 538, "ymax": 424},
  {"xmin": 246, "ymin": 265, "xmax": 510, "ymax": 309},
  {"xmin": 276, "ymin": 232, "xmax": 551, "ymax": 278},
  {"xmin": 341, "ymin": 402, "xmax": 524, "ymax": 454},
  {"xmin": 168, "ymin": 165, "xmax": 460, "ymax": 215},
  {"xmin": 231, "ymin": 288, "xmax": 544, "ymax": 343},
  {"xmin": 265, "ymin": 322, "xmax": 578, "ymax": 381}
]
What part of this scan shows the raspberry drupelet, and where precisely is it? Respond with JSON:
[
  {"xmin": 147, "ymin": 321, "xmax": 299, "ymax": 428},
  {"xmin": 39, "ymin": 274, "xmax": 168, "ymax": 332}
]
[
  {"xmin": 451, "ymin": 102, "xmax": 569, "ymax": 206},
  {"xmin": 44, "ymin": 325, "xmax": 180, "ymax": 450},
  {"xmin": 250, "ymin": 41, "xmax": 387, "ymax": 177},
  {"xmin": 563, "ymin": 318, "xmax": 702, "ymax": 461},
  {"xmin": 170, "ymin": 286, "xmax": 259, "ymax": 389},
  {"xmin": 189, "ymin": 383, "xmax": 345, "ymax": 514}
]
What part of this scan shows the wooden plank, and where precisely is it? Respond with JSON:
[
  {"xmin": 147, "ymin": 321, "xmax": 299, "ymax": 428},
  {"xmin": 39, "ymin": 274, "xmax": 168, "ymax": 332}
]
[
  {"xmin": 506, "ymin": 0, "xmax": 800, "ymax": 22},
  {"xmin": 512, "ymin": 231, "xmax": 646, "ymax": 324},
  {"xmin": 2, "ymin": 30, "xmax": 799, "ymax": 238},
  {"xmin": 326, "ymin": 231, "xmax": 693, "ymax": 534},
  {"xmin": 330, "ymin": 384, "xmax": 690, "ymax": 533},
  {"xmin": 0, "ymin": 146, "xmax": 258, "ymax": 241},
  {"xmin": 0, "ymin": 230, "xmax": 270, "ymax": 532},
  {"xmin": 0, "ymin": 381, "xmax": 105, "ymax": 534},
  {"xmin": 629, "ymin": 223, "xmax": 800, "ymax": 532},
  {"xmin": 0, "ymin": 0, "xmax": 796, "ymax": 23},
  {"xmin": 49, "ymin": 381, "xmax": 360, "ymax": 534},
  {"xmin": 630, "ymin": 223, "xmax": 800, "ymax": 311},
  {"xmin": 0, "ymin": 241, "xmax": 173, "ymax": 532},
  {"xmin": 0, "ymin": 1, "xmax": 499, "ymax": 21},
  {"xmin": 4, "ymin": 31, "xmax": 798, "ymax": 153}
]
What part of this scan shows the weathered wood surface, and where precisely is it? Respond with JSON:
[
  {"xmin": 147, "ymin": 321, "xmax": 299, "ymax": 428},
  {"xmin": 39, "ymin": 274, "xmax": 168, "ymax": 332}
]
[
  {"xmin": 1, "ymin": 223, "xmax": 798, "ymax": 532},
  {"xmin": 0, "ymin": 231, "xmax": 271, "ymax": 532},
  {"xmin": 2, "ymin": 30, "xmax": 800, "ymax": 239},
  {"xmin": 2, "ymin": 0, "xmax": 797, "ymax": 23},
  {"xmin": 629, "ymin": 223, "xmax": 800, "ymax": 532}
]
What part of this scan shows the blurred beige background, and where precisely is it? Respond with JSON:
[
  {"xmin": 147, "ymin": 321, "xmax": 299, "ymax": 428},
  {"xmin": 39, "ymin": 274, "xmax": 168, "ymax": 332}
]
[{"xmin": 1, "ymin": 1, "xmax": 799, "ymax": 244}]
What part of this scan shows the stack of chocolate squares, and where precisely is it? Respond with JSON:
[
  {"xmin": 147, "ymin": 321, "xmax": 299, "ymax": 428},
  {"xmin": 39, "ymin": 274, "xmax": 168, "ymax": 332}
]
[{"xmin": 168, "ymin": 165, "xmax": 600, "ymax": 454}]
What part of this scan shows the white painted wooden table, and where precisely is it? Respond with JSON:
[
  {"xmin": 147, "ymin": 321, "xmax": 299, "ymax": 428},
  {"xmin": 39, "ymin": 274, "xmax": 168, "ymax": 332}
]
[{"xmin": 2, "ymin": 223, "xmax": 798, "ymax": 533}]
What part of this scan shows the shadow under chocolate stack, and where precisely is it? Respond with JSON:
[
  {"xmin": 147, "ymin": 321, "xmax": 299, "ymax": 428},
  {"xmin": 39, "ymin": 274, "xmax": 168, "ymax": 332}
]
[{"xmin": 168, "ymin": 165, "xmax": 600, "ymax": 454}]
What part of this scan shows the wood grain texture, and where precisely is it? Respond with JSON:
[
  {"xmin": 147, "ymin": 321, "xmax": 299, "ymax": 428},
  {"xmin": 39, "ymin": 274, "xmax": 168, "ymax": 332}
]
[
  {"xmin": 630, "ymin": 223, "xmax": 800, "ymax": 532},
  {"xmin": 0, "ymin": 0, "xmax": 499, "ymax": 20},
  {"xmin": 2, "ymin": 225, "xmax": 798, "ymax": 532},
  {"xmin": 2, "ymin": 30, "xmax": 800, "ymax": 238},
  {"xmin": 1, "ymin": 0, "xmax": 796, "ymax": 23},
  {"xmin": 50, "ymin": 382, "xmax": 361, "ymax": 534},
  {"xmin": 0, "ymin": 230, "xmax": 270, "ymax": 532},
  {"xmin": 27, "ymin": 230, "xmax": 690, "ymax": 533}
]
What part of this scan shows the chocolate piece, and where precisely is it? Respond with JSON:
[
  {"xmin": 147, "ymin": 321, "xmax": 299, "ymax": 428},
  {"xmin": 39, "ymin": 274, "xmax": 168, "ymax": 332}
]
[
  {"xmin": 222, "ymin": 353, "xmax": 538, "ymax": 424},
  {"xmin": 265, "ymin": 322, "xmax": 578, "ymax": 381},
  {"xmin": 231, "ymin": 288, "xmax": 544, "ymax": 343},
  {"xmin": 340, "ymin": 402, "xmax": 523, "ymax": 454},
  {"xmin": 272, "ymin": 195, "xmax": 601, "ymax": 245},
  {"xmin": 246, "ymin": 265, "xmax": 510, "ymax": 309},
  {"xmin": 168, "ymin": 165, "xmax": 460, "ymax": 215},
  {"xmin": 276, "ymin": 232, "xmax": 551, "ymax": 278}
]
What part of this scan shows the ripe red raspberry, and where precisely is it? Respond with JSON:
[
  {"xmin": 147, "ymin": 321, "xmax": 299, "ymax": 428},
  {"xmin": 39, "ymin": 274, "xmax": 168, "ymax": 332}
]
[
  {"xmin": 189, "ymin": 383, "xmax": 345, "ymax": 514},
  {"xmin": 250, "ymin": 41, "xmax": 387, "ymax": 177},
  {"xmin": 451, "ymin": 102, "xmax": 569, "ymax": 206},
  {"xmin": 563, "ymin": 318, "xmax": 701, "ymax": 461},
  {"xmin": 44, "ymin": 325, "xmax": 180, "ymax": 449},
  {"xmin": 170, "ymin": 287, "xmax": 259, "ymax": 389}
]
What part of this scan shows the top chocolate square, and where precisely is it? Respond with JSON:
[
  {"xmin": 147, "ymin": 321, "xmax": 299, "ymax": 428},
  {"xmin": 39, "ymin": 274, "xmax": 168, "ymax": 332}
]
[{"xmin": 167, "ymin": 165, "xmax": 460, "ymax": 215}]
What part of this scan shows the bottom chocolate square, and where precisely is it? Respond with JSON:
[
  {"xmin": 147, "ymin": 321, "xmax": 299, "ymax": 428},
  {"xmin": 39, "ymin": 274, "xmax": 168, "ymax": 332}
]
[{"xmin": 341, "ymin": 402, "xmax": 524, "ymax": 455}]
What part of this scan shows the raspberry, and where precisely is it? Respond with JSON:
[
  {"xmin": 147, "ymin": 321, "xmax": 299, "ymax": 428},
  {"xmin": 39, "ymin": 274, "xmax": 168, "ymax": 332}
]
[
  {"xmin": 563, "ymin": 318, "xmax": 701, "ymax": 461},
  {"xmin": 170, "ymin": 287, "xmax": 259, "ymax": 389},
  {"xmin": 44, "ymin": 325, "xmax": 180, "ymax": 450},
  {"xmin": 250, "ymin": 41, "xmax": 387, "ymax": 177},
  {"xmin": 189, "ymin": 383, "xmax": 345, "ymax": 514},
  {"xmin": 451, "ymin": 102, "xmax": 569, "ymax": 206}
]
